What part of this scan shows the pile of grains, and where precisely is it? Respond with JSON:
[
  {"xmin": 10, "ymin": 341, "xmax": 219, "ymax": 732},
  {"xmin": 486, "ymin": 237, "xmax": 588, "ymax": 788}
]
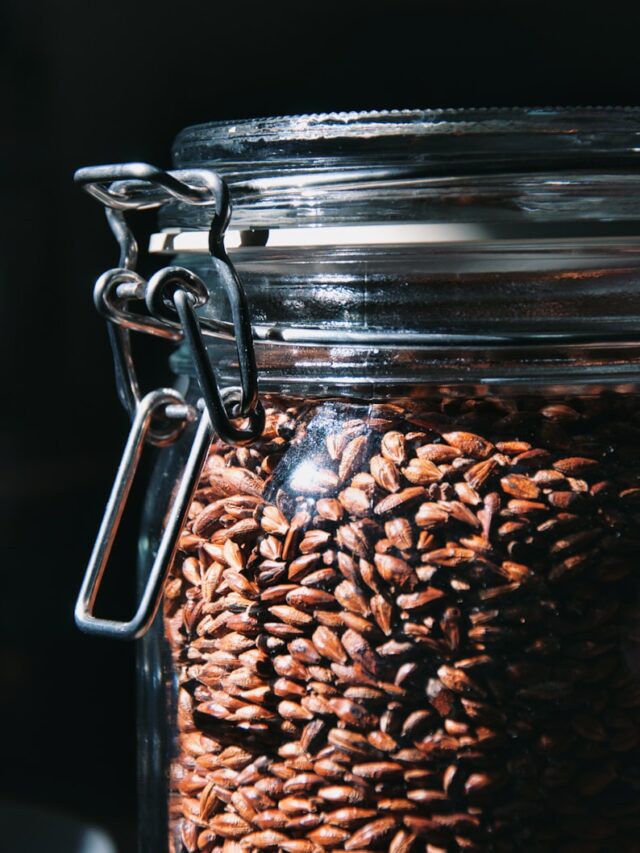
[{"xmin": 164, "ymin": 394, "xmax": 640, "ymax": 853}]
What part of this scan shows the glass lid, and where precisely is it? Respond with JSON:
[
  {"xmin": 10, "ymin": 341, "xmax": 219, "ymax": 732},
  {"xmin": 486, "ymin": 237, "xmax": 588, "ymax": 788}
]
[{"xmin": 161, "ymin": 108, "xmax": 640, "ymax": 232}]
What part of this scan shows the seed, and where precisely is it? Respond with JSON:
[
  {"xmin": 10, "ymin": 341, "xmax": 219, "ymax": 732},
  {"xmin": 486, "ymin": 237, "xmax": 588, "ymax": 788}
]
[
  {"xmin": 339, "ymin": 487, "xmax": 371, "ymax": 516},
  {"xmin": 263, "ymin": 622, "xmax": 304, "ymax": 639},
  {"xmin": 269, "ymin": 605, "xmax": 313, "ymax": 627},
  {"xmin": 316, "ymin": 498, "xmax": 344, "ymax": 521},
  {"xmin": 423, "ymin": 546, "xmax": 475, "ymax": 567},
  {"xmin": 261, "ymin": 584, "xmax": 296, "ymax": 606},
  {"xmin": 437, "ymin": 665, "xmax": 486, "ymax": 698},
  {"xmin": 308, "ymin": 825, "xmax": 350, "ymax": 846},
  {"xmin": 381, "ymin": 431, "xmax": 408, "ymax": 465},
  {"xmin": 384, "ymin": 517, "xmax": 414, "ymax": 550},
  {"xmin": 240, "ymin": 830, "xmax": 289, "ymax": 848},
  {"xmin": 279, "ymin": 841, "xmax": 320, "ymax": 853},
  {"xmin": 288, "ymin": 637, "xmax": 322, "ymax": 664},
  {"xmin": 279, "ymin": 795, "xmax": 317, "ymax": 814},
  {"xmin": 341, "ymin": 628, "xmax": 379, "ymax": 673},
  {"xmin": 344, "ymin": 816, "xmax": 397, "ymax": 849},
  {"xmin": 283, "ymin": 773, "xmax": 324, "ymax": 794},
  {"xmin": 312, "ymin": 626, "xmax": 347, "ymax": 663},
  {"xmin": 300, "ymin": 568, "xmax": 338, "ymax": 587},
  {"xmin": 442, "ymin": 431, "xmax": 495, "ymax": 459},
  {"xmin": 352, "ymin": 762, "xmax": 403, "ymax": 779},
  {"xmin": 334, "ymin": 581, "xmax": 370, "ymax": 615},
  {"xmin": 299, "ymin": 529, "xmax": 331, "ymax": 553},
  {"xmin": 416, "ymin": 443, "xmax": 459, "ymax": 463},
  {"xmin": 223, "ymin": 570, "xmax": 258, "ymax": 599},
  {"xmin": 500, "ymin": 473, "xmax": 541, "ymax": 499},
  {"xmin": 415, "ymin": 502, "xmax": 449, "ymax": 527},
  {"xmin": 278, "ymin": 699, "xmax": 313, "ymax": 720},
  {"xmin": 285, "ymin": 553, "xmax": 321, "ymax": 583},
  {"xmin": 404, "ymin": 813, "xmax": 481, "ymax": 835},
  {"xmin": 370, "ymin": 455, "xmax": 401, "ymax": 493},
  {"xmin": 553, "ymin": 457, "xmax": 599, "ymax": 476},
  {"xmin": 273, "ymin": 655, "xmax": 308, "ymax": 681},
  {"xmin": 367, "ymin": 730, "xmax": 398, "ymax": 752},
  {"xmin": 326, "ymin": 432, "xmax": 348, "ymax": 460},
  {"xmin": 446, "ymin": 500, "xmax": 481, "ymax": 528},
  {"xmin": 329, "ymin": 698, "xmax": 378, "ymax": 729},
  {"xmin": 250, "ymin": 809, "xmax": 289, "ymax": 829},
  {"xmin": 336, "ymin": 523, "xmax": 371, "ymax": 558},
  {"xmin": 402, "ymin": 455, "xmax": 443, "ymax": 485},
  {"xmin": 454, "ymin": 481, "xmax": 482, "ymax": 506},
  {"xmin": 323, "ymin": 807, "xmax": 377, "ymax": 827},
  {"xmin": 327, "ymin": 728, "xmax": 371, "ymax": 756},
  {"xmin": 209, "ymin": 813, "xmax": 252, "ymax": 838},
  {"xmin": 374, "ymin": 553, "xmax": 415, "ymax": 584},
  {"xmin": 340, "ymin": 612, "xmax": 376, "ymax": 636},
  {"xmin": 339, "ymin": 436, "xmax": 368, "ymax": 482},
  {"xmin": 219, "ymin": 467, "xmax": 265, "ymax": 497},
  {"xmin": 389, "ymin": 829, "xmax": 418, "ymax": 853},
  {"xmin": 370, "ymin": 594, "xmax": 393, "ymax": 635},
  {"xmin": 318, "ymin": 786, "xmax": 368, "ymax": 804},
  {"xmin": 374, "ymin": 487, "xmax": 426, "ymax": 515},
  {"xmin": 464, "ymin": 458, "xmax": 497, "ymax": 490},
  {"xmin": 396, "ymin": 588, "xmax": 445, "ymax": 610}
]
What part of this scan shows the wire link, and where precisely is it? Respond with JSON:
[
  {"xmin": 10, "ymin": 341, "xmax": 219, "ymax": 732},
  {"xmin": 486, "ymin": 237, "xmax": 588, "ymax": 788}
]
[
  {"xmin": 74, "ymin": 161, "xmax": 264, "ymax": 446},
  {"xmin": 74, "ymin": 390, "xmax": 211, "ymax": 639}
]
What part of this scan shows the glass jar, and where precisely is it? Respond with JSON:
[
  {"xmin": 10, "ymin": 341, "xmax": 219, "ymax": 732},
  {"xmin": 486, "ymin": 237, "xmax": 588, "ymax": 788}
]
[{"xmin": 77, "ymin": 109, "xmax": 640, "ymax": 853}]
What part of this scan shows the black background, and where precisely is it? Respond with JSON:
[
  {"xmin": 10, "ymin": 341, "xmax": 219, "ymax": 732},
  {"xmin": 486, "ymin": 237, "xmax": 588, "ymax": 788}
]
[{"xmin": 1, "ymin": 1, "xmax": 639, "ymax": 850}]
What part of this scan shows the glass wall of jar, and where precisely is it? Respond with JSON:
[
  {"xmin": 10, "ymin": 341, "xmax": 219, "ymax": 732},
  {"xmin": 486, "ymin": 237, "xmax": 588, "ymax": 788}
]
[{"xmin": 126, "ymin": 110, "xmax": 640, "ymax": 853}]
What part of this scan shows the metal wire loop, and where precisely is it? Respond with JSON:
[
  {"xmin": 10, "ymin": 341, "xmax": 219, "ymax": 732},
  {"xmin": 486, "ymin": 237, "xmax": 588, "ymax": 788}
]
[
  {"xmin": 145, "ymin": 265, "xmax": 209, "ymax": 325},
  {"xmin": 76, "ymin": 160, "xmax": 264, "ymax": 447},
  {"xmin": 74, "ymin": 163, "xmax": 222, "ymax": 210},
  {"xmin": 94, "ymin": 268, "xmax": 182, "ymax": 342},
  {"xmin": 74, "ymin": 389, "xmax": 209, "ymax": 640},
  {"xmin": 144, "ymin": 266, "xmax": 265, "ymax": 444},
  {"xmin": 94, "ymin": 268, "xmax": 188, "ymax": 445}
]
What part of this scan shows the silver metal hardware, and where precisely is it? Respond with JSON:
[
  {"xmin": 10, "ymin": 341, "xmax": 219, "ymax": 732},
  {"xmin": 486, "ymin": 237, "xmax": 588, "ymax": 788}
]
[
  {"xmin": 74, "ymin": 162, "xmax": 266, "ymax": 641},
  {"xmin": 74, "ymin": 161, "xmax": 264, "ymax": 445},
  {"xmin": 145, "ymin": 266, "xmax": 265, "ymax": 443},
  {"xmin": 87, "ymin": 283, "xmax": 640, "ymax": 349},
  {"xmin": 94, "ymin": 269, "xmax": 182, "ymax": 341},
  {"xmin": 75, "ymin": 162, "xmax": 221, "ymax": 210},
  {"xmin": 74, "ymin": 389, "xmax": 210, "ymax": 640}
]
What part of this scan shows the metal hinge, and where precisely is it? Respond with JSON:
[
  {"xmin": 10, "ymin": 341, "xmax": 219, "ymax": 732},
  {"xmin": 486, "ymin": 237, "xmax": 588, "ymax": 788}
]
[{"xmin": 73, "ymin": 163, "xmax": 264, "ymax": 639}]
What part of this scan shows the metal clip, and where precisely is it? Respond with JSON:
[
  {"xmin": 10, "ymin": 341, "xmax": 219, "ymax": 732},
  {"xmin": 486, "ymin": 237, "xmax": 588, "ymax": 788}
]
[
  {"xmin": 146, "ymin": 267, "xmax": 266, "ymax": 445},
  {"xmin": 74, "ymin": 164, "xmax": 221, "ymax": 423},
  {"xmin": 75, "ymin": 389, "xmax": 210, "ymax": 640},
  {"xmin": 75, "ymin": 161, "xmax": 265, "ymax": 448},
  {"xmin": 74, "ymin": 162, "xmax": 220, "ymax": 210}
]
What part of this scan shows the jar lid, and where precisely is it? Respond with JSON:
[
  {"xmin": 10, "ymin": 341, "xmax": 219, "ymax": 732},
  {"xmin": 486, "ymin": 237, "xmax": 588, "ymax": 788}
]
[
  {"xmin": 158, "ymin": 109, "xmax": 640, "ymax": 391},
  {"xmin": 163, "ymin": 107, "xmax": 640, "ymax": 232}
]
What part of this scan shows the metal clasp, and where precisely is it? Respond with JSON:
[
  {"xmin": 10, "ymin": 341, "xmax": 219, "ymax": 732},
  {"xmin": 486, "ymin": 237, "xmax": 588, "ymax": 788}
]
[
  {"xmin": 74, "ymin": 162, "xmax": 266, "ymax": 641},
  {"xmin": 75, "ymin": 390, "xmax": 211, "ymax": 639},
  {"xmin": 145, "ymin": 266, "xmax": 265, "ymax": 444},
  {"xmin": 74, "ymin": 162, "xmax": 264, "ymax": 446}
]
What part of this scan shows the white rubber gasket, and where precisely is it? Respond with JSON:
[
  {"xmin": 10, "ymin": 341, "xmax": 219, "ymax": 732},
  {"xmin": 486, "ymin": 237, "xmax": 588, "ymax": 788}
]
[{"xmin": 149, "ymin": 223, "xmax": 489, "ymax": 253}]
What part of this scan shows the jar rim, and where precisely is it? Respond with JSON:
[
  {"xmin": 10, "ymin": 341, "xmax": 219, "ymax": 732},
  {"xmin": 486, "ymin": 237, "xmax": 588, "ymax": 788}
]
[
  {"xmin": 174, "ymin": 106, "xmax": 640, "ymax": 147},
  {"xmin": 166, "ymin": 107, "xmax": 640, "ymax": 232}
]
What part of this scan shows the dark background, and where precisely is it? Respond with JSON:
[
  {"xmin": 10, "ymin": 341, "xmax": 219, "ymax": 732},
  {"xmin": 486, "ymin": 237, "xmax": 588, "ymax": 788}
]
[{"xmin": 1, "ymin": 1, "xmax": 639, "ymax": 850}]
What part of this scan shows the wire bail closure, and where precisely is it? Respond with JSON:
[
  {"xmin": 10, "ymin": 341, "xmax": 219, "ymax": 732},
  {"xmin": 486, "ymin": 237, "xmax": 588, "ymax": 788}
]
[
  {"xmin": 74, "ymin": 163, "xmax": 264, "ymax": 640},
  {"xmin": 74, "ymin": 162, "xmax": 264, "ymax": 445}
]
